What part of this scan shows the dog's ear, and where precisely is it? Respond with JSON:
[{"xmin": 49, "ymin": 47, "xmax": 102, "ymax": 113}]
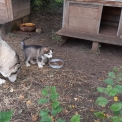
[
  {"xmin": 15, "ymin": 63, "xmax": 21, "ymax": 70},
  {"xmin": 10, "ymin": 63, "xmax": 21, "ymax": 70}
]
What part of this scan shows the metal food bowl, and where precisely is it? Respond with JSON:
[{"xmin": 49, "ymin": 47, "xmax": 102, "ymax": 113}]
[
  {"xmin": 19, "ymin": 23, "xmax": 36, "ymax": 32},
  {"xmin": 49, "ymin": 59, "xmax": 64, "ymax": 69}
]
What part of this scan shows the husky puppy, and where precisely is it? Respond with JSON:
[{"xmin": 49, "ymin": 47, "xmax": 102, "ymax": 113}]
[
  {"xmin": 21, "ymin": 42, "xmax": 53, "ymax": 68},
  {"xmin": 0, "ymin": 36, "xmax": 20, "ymax": 84}
]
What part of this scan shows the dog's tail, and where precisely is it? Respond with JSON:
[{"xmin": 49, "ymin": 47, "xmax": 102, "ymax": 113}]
[{"xmin": 20, "ymin": 41, "xmax": 25, "ymax": 49}]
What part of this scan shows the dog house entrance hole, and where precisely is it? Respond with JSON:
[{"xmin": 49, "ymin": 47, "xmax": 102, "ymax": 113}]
[{"xmin": 99, "ymin": 6, "xmax": 121, "ymax": 36}]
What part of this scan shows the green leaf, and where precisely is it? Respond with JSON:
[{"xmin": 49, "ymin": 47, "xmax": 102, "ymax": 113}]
[
  {"xmin": 42, "ymin": 86, "xmax": 49, "ymax": 96},
  {"xmin": 116, "ymin": 72, "xmax": 122, "ymax": 82},
  {"xmin": 40, "ymin": 115, "xmax": 52, "ymax": 122},
  {"xmin": 113, "ymin": 67, "xmax": 118, "ymax": 72},
  {"xmin": 106, "ymin": 85, "xmax": 112, "ymax": 92},
  {"xmin": 39, "ymin": 109, "xmax": 49, "ymax": 117},
  {"xmin": 96, "ymin": 97, "xmax": 108, "ymax": 107},
  {"xmin": 57, "ymin": 118, "xmax": 66, "ymax": 122},
  {"xmin": 108, "ymin": 88, "xmax": 119, "ymax": 96},
  {"xmin": 113, "ymin": 111, "xmax": 120, "ymax": 116},
  {"xmin": 110, "ymin": 102, "xmax": 122, "ymax": 111},
  {"xmin": 52, "ymin": 101, "xmax": 60, "ymax": 109},
  {"xmin": 104, "ymin": 78, "xmax": 114, "ymax": 85},
  {"xmin": 70, "ymin": 115, "xmax": 80, "ymax": 122},
  {"xmin": 114, "ymin": 85, "xmax": 122, "ymax": 93},
  {"xmin": 108, "ymin": 72, "xmax": 116, "ymax": 79},
  {"xmin": 0, "ymin": 110, "xmax": 14, "ymax": 122},
  {"xmin": 110, "ymin": 116, "xmax": 122, "ymax": 122},
  {"xmin": 94, "ymin": 112, "xmax": 106, "ymax": 119},
  {"xmin": 97, "ymin": 87, "xmax": 108, "ymax": 94},
  {"xmin": 120, "ymin": 111, "xmax": 122, "ymax": 115},
  {"xmin": 116, "ymin": 77, "xmax": 122, "ymax": 82},
  {"xmin": 38, "ymin": 98, "xmax": 49, "ymax": 104},
  {"xmin": 51, "ymin": 106, "xmax": 62, "ymax": 116},
  {"xmin": 50, "ymin": 93, "xmax": 59, "ymax": 101},
  {"xmin": 118, "ymin": 73, "xmax": 122, "ymax": 77},
  {"xmin": 50, "ymin": 86, "xmax": 57, "ymax": 94}
]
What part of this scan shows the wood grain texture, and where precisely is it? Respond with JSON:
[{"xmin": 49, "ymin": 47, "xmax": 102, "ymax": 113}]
[
  {"xmin": 59, "ymin": 0, "xmax": 122, "ymax": 46},
  {"xmin": 68, "ymin": 3, "xmax": 102, "ymax": 34},
  {"xmin": 0, "ymin": 0, "xmax": 5, "ymax": 3},
  {"xmin": 57, "ymin": 28, "xmax": 122, "ymax": 46},
  {"xmin": 12, "ymin": 0, "xmax": 30, "ymax": 20}
]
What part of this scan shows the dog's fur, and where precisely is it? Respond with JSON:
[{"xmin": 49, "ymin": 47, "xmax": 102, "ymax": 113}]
[
  {"xmin": 0, "ymin": 36, "xmax": 20, "ymax": 84},
  {"xmin": 21, "ymin": 41, "xmax": 53, "ymax": 68}
]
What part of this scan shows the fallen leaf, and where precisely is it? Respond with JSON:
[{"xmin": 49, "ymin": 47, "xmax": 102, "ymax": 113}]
[
  {"xmin": 90, "ymin": 109, "xmax": 95, "ymax": 112},
  {"xmin": 10, "ymin": 88, "xmax": 14, "ymax": 92},
  {"xmin": 74, "ymin": 98, "xmax": 78, "ymax": 101},
  {"xmin": 26, "ymin": 100, "xmax": 32, "ymax": 106},
  {"xmin": 94, "ymin": 120, "xmax": 100, "ymax": 122},
  {"xmin": 19, "ymin": 95, "xmax": 24, "ymax": 100},
  {"xmin": 74, "ymin": 111, "xmax": 78, "ymax": 115},
  {"xmin": 64, "ymin": 110, "xmax": 68, "ymax": 114},
  {"xmin": 3, "ymin": 84, "xmax": 9, "ymax": 88},
  {"xmin": 32, "ymin": 113, "xmax": 38, "ymax": 122},
  {"xmin": 50, "ymin": 116, "xmax": 54, "ymax": 122},
  {"xmin": 114, "ymin": 96, "xmax": 119, "ymax": 102},
  {"xmin": 72, "ymin": 105, "xmax": 75, "ymax": 109},
  {"xmin": 89, "ymin": 99, "xmax": 93, "ymax": 102}
]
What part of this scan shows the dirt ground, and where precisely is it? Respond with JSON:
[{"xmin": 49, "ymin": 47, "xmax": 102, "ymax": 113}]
[{"xmin": 1, "ymin": 12, "xmax": 122, "ymax": 122}]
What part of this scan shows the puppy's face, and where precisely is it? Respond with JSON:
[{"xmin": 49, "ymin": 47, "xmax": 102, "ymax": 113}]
[{"xmin": 43, "ymin": 47, "xmax": 53, "ymax": 58}]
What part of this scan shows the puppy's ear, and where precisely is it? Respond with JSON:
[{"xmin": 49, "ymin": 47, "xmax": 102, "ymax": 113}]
[{"xmin": 42, "ymin": 47, "xmax": 49, "ymax": 53}]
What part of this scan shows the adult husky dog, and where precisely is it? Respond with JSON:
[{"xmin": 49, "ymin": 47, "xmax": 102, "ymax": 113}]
[{"xmin": 0, "ymin": 36, "xmax": 20, "ymax": 84}]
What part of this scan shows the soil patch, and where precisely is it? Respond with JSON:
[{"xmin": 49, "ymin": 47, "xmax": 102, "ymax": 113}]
[{"xmin": 0, "ymin": 12, "xmax": 122, "ymax": 122}]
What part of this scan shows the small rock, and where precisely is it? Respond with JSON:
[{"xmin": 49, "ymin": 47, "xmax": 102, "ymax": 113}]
[{"xmin": 36, "ymin": 28, "xmax": 43, "ymax": 34}]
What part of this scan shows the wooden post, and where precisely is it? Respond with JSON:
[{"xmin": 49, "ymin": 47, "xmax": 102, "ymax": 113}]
[
  {"xmin": 91, "ymin": 41, "xmax": 99, "ymax": 52},
  {"xmin": 59, "ymin": 36, "xmax": 69, "ymax": 46}
]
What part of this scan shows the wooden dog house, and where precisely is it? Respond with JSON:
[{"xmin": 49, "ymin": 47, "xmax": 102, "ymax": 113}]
[
  {"xmin": 57, "ymin": 0, "xmax": 122, "ymax": 51},
  {"xmin": 0, "ymin": 0, "xmax": 30, "ymax": 24}
]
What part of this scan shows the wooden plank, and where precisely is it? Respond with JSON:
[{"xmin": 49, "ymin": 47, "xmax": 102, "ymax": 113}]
[
  {"xmin": 0, "ymin": 18, "xmax": 11, "ymax": 24},
  {"xmin": 68, "ymin": 16, "xmax": 99, "ymax": 33},
  {"xmin": 6, "ymin": 0, "xmax": 13, "ymax": 20},
  {"xmin": 0, "ymin": 2, "xmax": 6, "ymax": 9},
  {"xmin": 0, "ymin": 0, "xmax": 5, "ymax": 3},
  {"xmin": 59, "ymin": 36, "xmax": 69, "ymax": 46},
  {"xmin": 62, "ymin": 0, "xmax": 70, "ymax": 28},
  {"xmin": 96, "ymin": 5, "xmax": 103, "ymax": 34},
  {"xmin": 68, "ymin": 3, "xmax": 102, "ymax": 34},
  {"xmin": 12, "ymin": 0, "xmax": 30, "ymax": 20},
  {"xmin": 92, "ymin": 42, "xmax": 99, "ymax": 52},
  {"xmin": 56, "ymin": 28, "xmax": 122, "ymax": 46},
  {"xmin": 69, "ymin": 3, "xmax": 101, "ymax": 19},
  {"xmin": 100, "ymin": 24, "xmax": 118, "ymax": 36},
  {"xmin": 69, "ymin": 1, "xmax": 122, "ymax": 7},
  {"xmin": 0, "ymin": 9, "xmax": 8, "ymax": 18},
  {"xmin": 13, "ymin": 8, "xmax": 30, "ymax": 20},
  {"xmin": 117, "ymin": 8, "xmax": 122, "ymax": 36}
]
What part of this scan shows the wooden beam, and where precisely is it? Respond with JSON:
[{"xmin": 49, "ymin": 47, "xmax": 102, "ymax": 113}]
[{"xmin": 91, "ymin": 42, "xmax": 99, "ymax": 52}]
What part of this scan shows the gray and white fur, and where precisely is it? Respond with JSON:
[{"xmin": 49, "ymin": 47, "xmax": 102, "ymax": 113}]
[
  {"xmin": 0, "ymin": 36, "xmax": 20, "ymax": 84},
  {"xmin": 21, "ymin": 41, "xmax": 53, "ymax": 68}
]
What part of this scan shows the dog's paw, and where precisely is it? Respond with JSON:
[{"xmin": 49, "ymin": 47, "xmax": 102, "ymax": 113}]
[
  {"xmin": 26, "ymin": 63, "xmax": 31, "ymax": 67},
  {"xmin": 41, "ymin": 63, "xmax": 45, "ymax": 66},
  {"xmin": 38, "ymin": 64, "xmax": 43, "ymax": 68},
  {"xmin": 30, "ymin": 60, "xmax": 36, "ymax": 64},
  {"xmin": 0, "ymin": 79, "xmax": 6, "ymax": 84}
]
